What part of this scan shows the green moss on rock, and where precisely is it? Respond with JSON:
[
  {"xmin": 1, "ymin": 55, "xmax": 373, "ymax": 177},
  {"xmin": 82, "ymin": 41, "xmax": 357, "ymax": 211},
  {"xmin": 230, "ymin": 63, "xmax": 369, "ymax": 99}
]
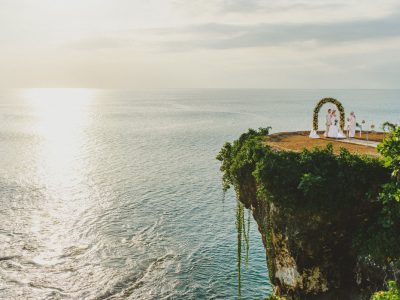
[{"xmin": 217, "ymin": 128, "xmax": 400, "ymax": 299}]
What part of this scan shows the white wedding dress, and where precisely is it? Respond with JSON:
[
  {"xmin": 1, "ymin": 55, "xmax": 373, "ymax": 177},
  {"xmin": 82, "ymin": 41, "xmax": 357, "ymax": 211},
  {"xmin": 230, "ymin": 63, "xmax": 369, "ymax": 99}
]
[
  {"xmin": 337, "ymin": 129, "xmax": 346, "ymax": 139},
  {"xmin": 327, "ymin": 116, "xmax": 338, "ymax": 138},
  {"xmin": 328, "ymin": 116, "xmax": 346, "ymax": 139},
  {"xmin": 327, "ymin": 116, "xmax": 346, "ymax": 139}
]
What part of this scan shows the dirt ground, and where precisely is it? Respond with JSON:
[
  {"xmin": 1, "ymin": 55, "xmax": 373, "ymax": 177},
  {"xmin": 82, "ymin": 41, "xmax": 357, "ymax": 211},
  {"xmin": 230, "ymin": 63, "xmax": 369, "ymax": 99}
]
[{"xmin": 264, "ymin": 131, "xmax": 387, "ymax": 157}]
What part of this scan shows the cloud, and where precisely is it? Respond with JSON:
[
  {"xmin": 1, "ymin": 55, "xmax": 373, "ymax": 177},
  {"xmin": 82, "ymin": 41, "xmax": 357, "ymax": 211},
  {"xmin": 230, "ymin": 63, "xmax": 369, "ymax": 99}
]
[
  {"xmin": 171, "ymin": 0, "xmax": 399, "ymax": 23},
  {"xmin": 66, "ymin": 10, "xmax": 400, "ymax": 53},
  {"xmin": 172, "ymin": 0, "xmax": 340, "ymax": 14},
  {"xmin": 216, "ymin": 0, "xmax": 263, "ymax": 13},
  {"xmin": 1, "ymin": 0, "xmax": 400, "ymax": 88},
  {"xmin": 68, "ymin": 37, "xmax": 135, "ymax": 50},
  {"xmin": 216, "ymin": 0, "xmax": 343, "ymax": 14},
  {"xmin": 156, "ymin": 12, "xmax": 400, "ymax": 50}
]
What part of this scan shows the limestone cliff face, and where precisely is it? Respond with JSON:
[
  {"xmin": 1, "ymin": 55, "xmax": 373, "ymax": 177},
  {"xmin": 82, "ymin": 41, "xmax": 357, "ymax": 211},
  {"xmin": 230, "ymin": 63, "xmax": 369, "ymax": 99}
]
[
  {"xmin": 217, "ymin": 129, "xmax": 400, "ymax": 299},
  {"xmin": 237, "ymin": 178, "xmax": 398, "ymax": 300}
]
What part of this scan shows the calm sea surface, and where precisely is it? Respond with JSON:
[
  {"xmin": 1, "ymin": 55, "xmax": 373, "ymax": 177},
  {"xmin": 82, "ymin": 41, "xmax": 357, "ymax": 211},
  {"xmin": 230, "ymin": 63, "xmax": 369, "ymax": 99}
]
[{"xmin": 0, "ymin": 89, "xmax": 399, "ymax": 299}]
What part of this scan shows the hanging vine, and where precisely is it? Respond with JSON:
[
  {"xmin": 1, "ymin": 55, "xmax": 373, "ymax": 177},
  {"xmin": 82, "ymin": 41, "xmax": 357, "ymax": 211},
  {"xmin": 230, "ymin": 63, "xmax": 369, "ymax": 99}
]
[
  {"xmin": 236, "ymin": 201, "xmax": 251, "ymax": 298},
  {"xmin": 216, "ymin": 128, "xmax": 271, "ymax": 298},
  {"xmin": 236, "ymin": 201, "xmax": 244, "ymax": 297},
  {"xmin": 245, "ymin": 209, "xmax": 250, "ymax": 268}
]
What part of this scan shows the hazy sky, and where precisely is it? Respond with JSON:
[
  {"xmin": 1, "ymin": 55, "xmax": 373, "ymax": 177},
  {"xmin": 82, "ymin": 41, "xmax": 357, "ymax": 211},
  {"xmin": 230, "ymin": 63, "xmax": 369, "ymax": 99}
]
[{"xmin": 1, "ymin": 0, "xmax": 399, "ymax": 88}]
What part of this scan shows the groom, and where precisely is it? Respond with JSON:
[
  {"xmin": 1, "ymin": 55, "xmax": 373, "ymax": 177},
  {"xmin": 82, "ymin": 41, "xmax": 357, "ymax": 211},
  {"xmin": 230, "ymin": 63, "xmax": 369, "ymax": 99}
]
[{"xmin": 324, "ymin": 109, "xmax": 332, "ymax": 137}]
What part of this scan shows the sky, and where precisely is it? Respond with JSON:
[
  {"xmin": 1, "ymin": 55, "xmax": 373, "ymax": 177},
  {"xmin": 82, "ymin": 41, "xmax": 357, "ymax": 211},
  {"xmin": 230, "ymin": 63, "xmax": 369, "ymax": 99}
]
[{"xmin": 0, "ymin": 0, "xmax": 399, "ymax": 88}]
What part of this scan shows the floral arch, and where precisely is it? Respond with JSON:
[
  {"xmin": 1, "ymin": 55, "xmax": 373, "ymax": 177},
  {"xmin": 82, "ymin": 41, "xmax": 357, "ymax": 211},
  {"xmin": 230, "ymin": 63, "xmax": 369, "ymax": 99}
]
[{"xmin": 312, "ymin": 98, "xmax": 345, "ymax": 131}]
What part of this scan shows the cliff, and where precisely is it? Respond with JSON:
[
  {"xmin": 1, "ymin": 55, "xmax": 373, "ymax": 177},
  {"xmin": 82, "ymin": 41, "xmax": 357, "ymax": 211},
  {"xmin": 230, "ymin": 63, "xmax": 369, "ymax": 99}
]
[{"xmin": 217, "ymin": 128, "xmax": 400, "ymax": 299}]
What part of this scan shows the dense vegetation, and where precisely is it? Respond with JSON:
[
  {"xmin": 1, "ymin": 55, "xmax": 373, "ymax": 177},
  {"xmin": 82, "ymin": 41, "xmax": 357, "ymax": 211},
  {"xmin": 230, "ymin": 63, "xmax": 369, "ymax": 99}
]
[
  {"xmin": 372, "ymin": 281, "xmax": 400, "ymax": 300},
  {"xmin": 217, "ymin": 127, "xmax": 271, "ymax": 296},
  {"xmin": 358, "ymin": 126, "xmax": 400, "ymax": 261},
  {"xmin": 217, "ymin": 127, "xmax": 400, "ymax": 298}
]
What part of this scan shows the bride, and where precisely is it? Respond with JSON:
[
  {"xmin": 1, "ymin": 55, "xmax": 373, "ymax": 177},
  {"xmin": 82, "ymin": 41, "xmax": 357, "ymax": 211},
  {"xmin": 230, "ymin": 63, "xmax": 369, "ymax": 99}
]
[
  {"xmin": 327, "ymin": 110, "xmax": 338, "ymax": 138},
  {"xmin": 327, "ymin": 110, "xmax": 346, "ymax": 138}
]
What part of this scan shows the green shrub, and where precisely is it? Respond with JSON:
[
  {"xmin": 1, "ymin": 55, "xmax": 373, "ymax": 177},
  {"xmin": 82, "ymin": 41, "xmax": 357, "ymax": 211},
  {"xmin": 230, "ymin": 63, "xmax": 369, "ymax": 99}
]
[
  {"xmin": 372, "ymin": 281, "xmax": 400, "ymax": 300},
  {"xmin": 382, "ymin": 122, "xmax": 397, "ymax": 132},
  {"xmin": 217, "ymin": 127, "xmax": 400, "ymax": 298},
  {"xmin": 217, "ymin": 127, "xmax": 400, "ymax": 262}
]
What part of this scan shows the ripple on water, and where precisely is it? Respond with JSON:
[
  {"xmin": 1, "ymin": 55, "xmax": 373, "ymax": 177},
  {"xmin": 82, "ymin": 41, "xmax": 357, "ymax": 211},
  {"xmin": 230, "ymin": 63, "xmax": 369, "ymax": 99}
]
[{"xmin": 12, "ymin": 89, "xmax": 394, "ymax": 298}]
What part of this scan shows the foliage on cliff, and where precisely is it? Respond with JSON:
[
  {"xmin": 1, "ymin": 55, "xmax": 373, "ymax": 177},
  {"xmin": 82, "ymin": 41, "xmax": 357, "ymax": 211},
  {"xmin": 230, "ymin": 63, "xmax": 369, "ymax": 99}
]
[
  {"xmin": 216, "ymin": 127, "xmax": 271, "ymax": 193},
  {"xmin": 360, "ymin": 127, "xmax": 400, "ymax": 261},
  {"xmin": 372, "ymin": 281, "xmax": 400, "ymax": 300},
  {"xmin": 217, "ymin": 127, "xmax": 270, "ymax": 297},
  {"xmin": 216, "ymin": 127, "xmax": 400, "ymax": 262},
  {"xmin": 217, "ymin": 127, "xmax": 389, "ymax": 211}
]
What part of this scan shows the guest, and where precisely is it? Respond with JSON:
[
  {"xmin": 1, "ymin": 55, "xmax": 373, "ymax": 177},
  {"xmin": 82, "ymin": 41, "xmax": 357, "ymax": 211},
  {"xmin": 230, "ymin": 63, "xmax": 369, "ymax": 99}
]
[{"xmin": 348, "ymin": 112, "xmax": 356, "ymax": 138}]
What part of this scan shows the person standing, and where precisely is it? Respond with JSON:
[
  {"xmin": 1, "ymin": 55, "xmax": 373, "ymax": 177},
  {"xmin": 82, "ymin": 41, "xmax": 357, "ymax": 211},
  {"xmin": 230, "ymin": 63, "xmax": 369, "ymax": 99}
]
[
  {"xmin": 348, "ymin": 112, "xmax": 356, "ymax": 138},
  {"xmin": 324, "ymin": 109, "xmax": 332, "ymax": 137},
  {"xmin": 328, "ymin": 110, "xmax": 339, "ymax": 138}
]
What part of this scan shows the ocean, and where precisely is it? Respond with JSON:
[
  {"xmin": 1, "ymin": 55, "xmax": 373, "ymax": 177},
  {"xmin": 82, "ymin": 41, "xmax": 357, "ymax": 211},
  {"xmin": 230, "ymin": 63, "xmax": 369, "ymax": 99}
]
[{"xmin": 0, "ymin": 89, "xmax": 399, "ymax": 299}]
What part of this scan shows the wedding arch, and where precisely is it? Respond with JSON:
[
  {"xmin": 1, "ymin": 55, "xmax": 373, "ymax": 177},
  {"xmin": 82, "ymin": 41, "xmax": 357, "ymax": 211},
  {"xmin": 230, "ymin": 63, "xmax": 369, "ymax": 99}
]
[{"xmin": 312, "ymin": 98, "xmax": 345, "ymax": 131}]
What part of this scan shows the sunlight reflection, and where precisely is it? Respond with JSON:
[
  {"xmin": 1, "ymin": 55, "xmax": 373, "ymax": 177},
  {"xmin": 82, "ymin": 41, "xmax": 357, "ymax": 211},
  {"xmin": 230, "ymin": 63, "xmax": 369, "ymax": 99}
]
[
  {"xmin": 21, "ymin": 88, "xmax": 97, "ymax": 265},
  {"xmin": 23, "ymin": 88, "xmax": 95, "ymax": 189}
]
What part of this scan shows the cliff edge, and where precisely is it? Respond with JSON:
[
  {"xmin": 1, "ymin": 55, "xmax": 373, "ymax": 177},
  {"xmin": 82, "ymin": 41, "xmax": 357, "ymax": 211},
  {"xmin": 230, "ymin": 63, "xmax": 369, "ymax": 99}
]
[{"xmin": 217, "ymin": 128, "xmax": 400, "ymax": 299}]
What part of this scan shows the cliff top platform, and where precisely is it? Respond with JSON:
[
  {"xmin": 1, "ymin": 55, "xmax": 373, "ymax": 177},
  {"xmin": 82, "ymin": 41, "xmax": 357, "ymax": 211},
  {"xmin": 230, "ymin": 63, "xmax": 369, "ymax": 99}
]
[{"xmin": 265, "ymin": 131, "xmax": 386, "ymax": 157}]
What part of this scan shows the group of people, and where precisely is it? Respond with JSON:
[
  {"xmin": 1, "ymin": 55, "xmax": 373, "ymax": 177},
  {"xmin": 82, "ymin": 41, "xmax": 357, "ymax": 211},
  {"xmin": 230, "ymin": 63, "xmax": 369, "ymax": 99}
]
[{"xmin": 324, "ymin": 109, "xmax": 356, "ymax": 138}]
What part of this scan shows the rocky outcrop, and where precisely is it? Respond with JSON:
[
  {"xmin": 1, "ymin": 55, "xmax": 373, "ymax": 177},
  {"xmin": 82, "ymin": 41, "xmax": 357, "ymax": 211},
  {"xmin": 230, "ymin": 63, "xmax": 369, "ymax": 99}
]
[
  {"xmin": 217, "ymin": 128, "xmax": 400, "ymax": 299},
  {"xmin": 237, "ymin": 170, "xmax": 398, "ymax": 300}
]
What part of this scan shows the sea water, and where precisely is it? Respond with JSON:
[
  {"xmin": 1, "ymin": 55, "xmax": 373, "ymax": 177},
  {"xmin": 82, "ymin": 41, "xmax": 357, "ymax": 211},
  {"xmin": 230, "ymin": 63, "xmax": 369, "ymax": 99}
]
[{"xmin": 0, "ymin": 89, "xmax": 399, "ymax": 299}]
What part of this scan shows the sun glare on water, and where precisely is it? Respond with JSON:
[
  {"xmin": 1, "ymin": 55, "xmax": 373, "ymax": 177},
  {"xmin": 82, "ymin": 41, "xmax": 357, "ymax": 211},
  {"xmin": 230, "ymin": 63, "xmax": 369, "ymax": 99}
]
[
  {"xmin": 22, "ymin": 88, "xmax": 95, "ymax": 188},
  {"xmin": 21, "ymin": 89, "xmax": 97, "ymax": 265}
]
